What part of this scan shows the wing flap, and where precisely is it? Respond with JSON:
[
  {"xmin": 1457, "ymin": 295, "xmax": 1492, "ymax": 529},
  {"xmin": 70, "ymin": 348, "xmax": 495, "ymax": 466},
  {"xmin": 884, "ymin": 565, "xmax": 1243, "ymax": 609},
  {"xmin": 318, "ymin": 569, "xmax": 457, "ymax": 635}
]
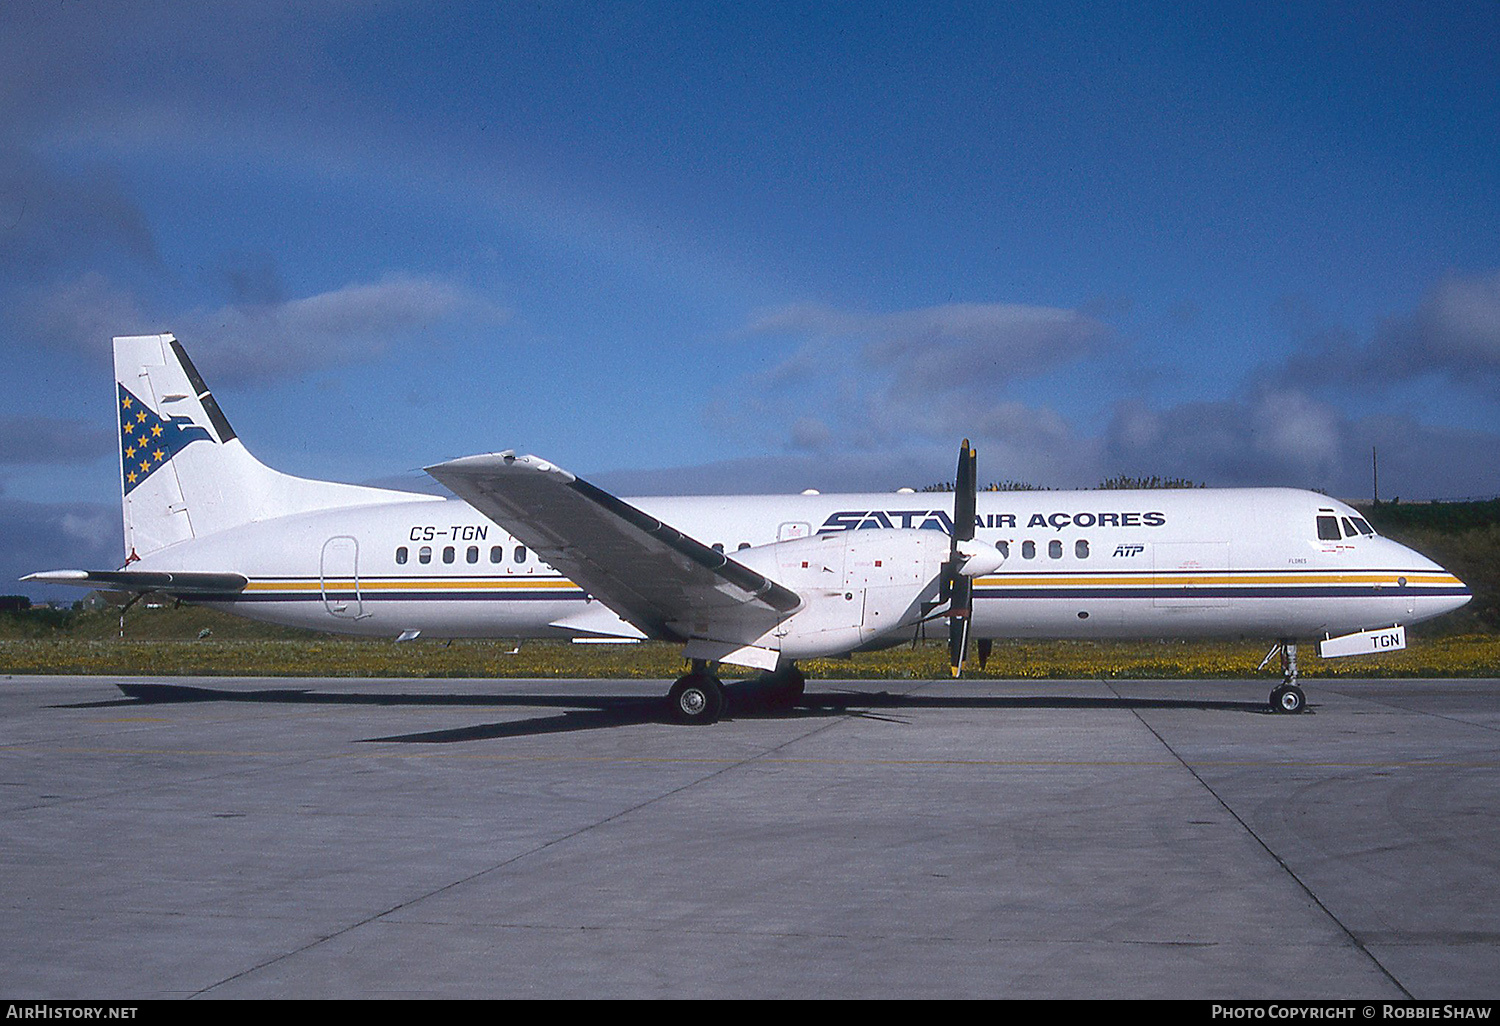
[
  {"xmin": 426, "ymin": 452, "xmax": 801, "ymax": 642},
  {"xmin": 548, "ymin": 602, "xmax": 650, "ymax": 640}
]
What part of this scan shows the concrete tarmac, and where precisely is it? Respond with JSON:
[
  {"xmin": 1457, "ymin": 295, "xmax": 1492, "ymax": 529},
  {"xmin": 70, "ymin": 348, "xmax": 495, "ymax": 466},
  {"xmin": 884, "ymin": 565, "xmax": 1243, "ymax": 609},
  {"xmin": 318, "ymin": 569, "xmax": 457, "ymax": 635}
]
[{"xmin": 1, "ymin": 674, "xmax": 1497, "ymax": 999}]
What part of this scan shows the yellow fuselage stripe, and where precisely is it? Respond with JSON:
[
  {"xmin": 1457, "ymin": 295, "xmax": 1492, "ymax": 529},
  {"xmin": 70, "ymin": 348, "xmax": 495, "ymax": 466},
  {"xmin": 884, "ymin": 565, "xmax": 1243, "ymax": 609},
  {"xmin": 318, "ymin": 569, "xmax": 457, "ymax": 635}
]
[{"xmin": 244, "ymin": 578, "xmax": 577, "ymax": 592}]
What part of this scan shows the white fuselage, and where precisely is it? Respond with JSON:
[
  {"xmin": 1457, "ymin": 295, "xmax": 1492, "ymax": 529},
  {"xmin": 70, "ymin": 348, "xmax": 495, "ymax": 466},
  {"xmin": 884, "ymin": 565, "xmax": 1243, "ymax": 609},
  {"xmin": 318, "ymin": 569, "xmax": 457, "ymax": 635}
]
[{"xmin": 135, "ymin": 486, "xmax": 1469, "ymax": 644}]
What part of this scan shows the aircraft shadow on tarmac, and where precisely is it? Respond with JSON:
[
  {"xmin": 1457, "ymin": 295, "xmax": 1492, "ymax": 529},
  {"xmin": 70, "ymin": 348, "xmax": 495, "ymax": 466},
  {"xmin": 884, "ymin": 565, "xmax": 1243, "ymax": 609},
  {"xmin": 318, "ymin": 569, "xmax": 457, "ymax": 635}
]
[{"xmin": 64, "ymin": 679, "xmax": 1280, "ymax": 743}]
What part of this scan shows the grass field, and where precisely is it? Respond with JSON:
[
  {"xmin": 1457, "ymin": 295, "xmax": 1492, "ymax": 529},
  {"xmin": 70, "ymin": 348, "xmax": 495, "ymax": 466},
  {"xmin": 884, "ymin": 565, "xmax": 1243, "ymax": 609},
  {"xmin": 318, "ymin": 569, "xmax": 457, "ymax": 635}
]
[{"xmin": 3, "ymin": 605, "xmax": 1498, "ymax": 679}]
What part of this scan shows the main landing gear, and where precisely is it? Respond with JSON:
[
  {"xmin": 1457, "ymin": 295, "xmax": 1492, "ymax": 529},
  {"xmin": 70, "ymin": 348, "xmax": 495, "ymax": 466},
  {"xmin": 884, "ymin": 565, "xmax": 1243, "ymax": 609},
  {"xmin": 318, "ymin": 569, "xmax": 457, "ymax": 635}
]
[
  {"xmin": 763, "ymin": 664, "xmax": 805, "ymax": 709},
  {"xmin": 668, "ymin": 660, "xmax": 725, "ymax": 725},
  {"xmin": 1263, "ymin": 640, "xmax": 1306, "ymax": 715},
  {"xmin": 665, "ymin": 661, "xmax": 807, "ymax": 724}
]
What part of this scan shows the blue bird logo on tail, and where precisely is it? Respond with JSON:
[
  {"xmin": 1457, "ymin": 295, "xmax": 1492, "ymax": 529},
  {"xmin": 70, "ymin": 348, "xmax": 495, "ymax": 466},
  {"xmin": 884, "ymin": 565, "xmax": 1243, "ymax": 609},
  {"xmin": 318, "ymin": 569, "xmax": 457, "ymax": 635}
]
[{"xmin": 118, "ymin": 384, "xmax": 215, "ymax": 495}]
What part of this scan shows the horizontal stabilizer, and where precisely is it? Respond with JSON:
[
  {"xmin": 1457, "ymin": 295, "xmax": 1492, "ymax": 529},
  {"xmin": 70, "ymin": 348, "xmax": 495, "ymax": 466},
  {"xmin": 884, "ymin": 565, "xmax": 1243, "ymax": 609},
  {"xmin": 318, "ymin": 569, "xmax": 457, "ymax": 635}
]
[{"xmin": 23, "ymin": 569, "xmax": 249, "ymax": 594}]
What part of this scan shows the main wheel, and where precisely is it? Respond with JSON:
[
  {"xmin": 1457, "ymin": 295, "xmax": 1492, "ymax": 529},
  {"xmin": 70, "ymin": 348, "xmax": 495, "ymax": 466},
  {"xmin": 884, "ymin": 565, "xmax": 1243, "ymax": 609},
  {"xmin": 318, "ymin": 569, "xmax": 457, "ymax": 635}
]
[
  {"xmin": 767, "ymin": 666, "xmax": 805, "ymax": 709},
  {"xmin": 782, "ymin": 666, "xmax": 806, "ymax": 704},
  {"xmin": 1270, "ymin": 684, "xmax": 1306, "ymax": 714},
  {"xmin": 668, "ymin": 673, "xmax": 725, "ymax": 725}
]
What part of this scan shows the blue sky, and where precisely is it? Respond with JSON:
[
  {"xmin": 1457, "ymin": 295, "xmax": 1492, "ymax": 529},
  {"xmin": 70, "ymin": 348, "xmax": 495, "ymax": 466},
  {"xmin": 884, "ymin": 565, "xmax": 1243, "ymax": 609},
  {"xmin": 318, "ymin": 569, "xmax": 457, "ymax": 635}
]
[{"xmin": 2, "ymin": 1, "xmax": 1498, "ymax": 593}]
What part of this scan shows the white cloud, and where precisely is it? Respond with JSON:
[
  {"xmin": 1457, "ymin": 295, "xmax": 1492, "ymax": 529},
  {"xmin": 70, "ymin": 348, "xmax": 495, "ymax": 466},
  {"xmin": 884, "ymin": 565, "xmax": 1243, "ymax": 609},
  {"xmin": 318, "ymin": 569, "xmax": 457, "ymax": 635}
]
[
  {"xmin": 599, "ymin": 389, "xmax": 1500, "ymax": 501},
  {"xmin": 59, "ymin": 508, "xmax": 116, "ymax": 544},
  {"xmin": 705, "ymin": 289, "xmax": 1500, "ymax": 500},
  {"xmin": 789, "ymin": 416, "xmax": 831, "ymax": 452},
  {"xmin": 24, "ymin": 272, "xmax": 511, "ymax": 384},
  {"xmin": 2, "ymin": 498, "xmax": 121, "ymax": 596},
  {"xmin": 1280, "ymin": 268, "xmax": 1500, "ymax": 391},
  {"xmin": 1384, "ymin": 269, "xmax": 1500, "ymax": 375},
  {"xmin": 733, "ymin": 299, "xmax": 1115, "ymax": 457},
  {"xmin": 24, "ymin": 272, "xmax": 151, "ymax": 360},
  {"xmin": 750, "ymin": 300, "xmax": 1111, "ymax": 389}
]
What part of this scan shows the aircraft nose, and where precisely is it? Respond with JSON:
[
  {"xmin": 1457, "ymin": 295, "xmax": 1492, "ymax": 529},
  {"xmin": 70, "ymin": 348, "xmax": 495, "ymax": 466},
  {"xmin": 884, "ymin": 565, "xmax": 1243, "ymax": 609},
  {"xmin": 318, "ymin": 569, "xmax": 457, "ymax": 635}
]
[
  {"xmin": 1387, "ymin": 538, "xmax": 1471, "ymax": 620},
  {"xmin": 1441, "ymin": 575, "xmax": 1473, "ymax": 614},
  {"xmin": 1411, "ymin": 547, "xmax": 1471, "ymax": 616}
]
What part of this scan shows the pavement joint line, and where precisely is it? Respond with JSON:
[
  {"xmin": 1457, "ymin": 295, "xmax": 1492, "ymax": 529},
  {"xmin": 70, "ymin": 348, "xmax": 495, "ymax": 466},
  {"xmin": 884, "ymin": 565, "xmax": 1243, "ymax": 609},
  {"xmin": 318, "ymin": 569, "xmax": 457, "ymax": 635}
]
[
  {"xmin": 187, "ymin": 700, "xmax": 863, "ymax": 998},
  {"xmin": 1102, "ymin": 677, "xmax": 1416, "ymax": 1000}
]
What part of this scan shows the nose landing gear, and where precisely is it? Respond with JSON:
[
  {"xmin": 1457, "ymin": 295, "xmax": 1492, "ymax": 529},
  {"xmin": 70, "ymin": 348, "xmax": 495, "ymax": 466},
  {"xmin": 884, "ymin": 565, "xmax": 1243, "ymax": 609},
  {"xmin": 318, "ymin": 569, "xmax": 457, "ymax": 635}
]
[
  {"xmin": 1270, "ymin": 681, "xmax": 1306, "ymax": 714},
  {"xmin": 1262, "ymin": 640, "xmax": 1306, "ymax": 714}
]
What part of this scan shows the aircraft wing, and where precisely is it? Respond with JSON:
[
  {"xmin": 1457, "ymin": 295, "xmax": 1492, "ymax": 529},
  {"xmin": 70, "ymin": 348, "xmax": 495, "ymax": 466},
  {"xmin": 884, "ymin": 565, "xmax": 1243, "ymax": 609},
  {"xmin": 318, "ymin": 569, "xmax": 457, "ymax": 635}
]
[
  {"xmin": 22, "ymin": 570, "xmax": 249, "ymax": 594},
  {"xmin": 426, "ymin": 452, "xmax": 802, "ymax": 644}
]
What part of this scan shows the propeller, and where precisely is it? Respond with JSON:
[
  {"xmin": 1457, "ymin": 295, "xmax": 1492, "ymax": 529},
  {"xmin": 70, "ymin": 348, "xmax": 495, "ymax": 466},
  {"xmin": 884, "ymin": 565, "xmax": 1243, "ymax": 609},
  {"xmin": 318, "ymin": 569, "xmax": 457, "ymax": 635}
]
[{"xmin": 947, "ymin": 439, "xmax": 978, "ymax": 677}]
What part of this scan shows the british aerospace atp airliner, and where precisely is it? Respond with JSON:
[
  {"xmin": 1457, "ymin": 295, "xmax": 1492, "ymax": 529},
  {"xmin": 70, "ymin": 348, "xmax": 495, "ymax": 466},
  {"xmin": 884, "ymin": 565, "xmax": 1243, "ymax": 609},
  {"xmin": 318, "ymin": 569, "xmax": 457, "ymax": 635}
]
[{"xmin": 27, "ymin": 334, "xmax": 1471, "ymax": 723}]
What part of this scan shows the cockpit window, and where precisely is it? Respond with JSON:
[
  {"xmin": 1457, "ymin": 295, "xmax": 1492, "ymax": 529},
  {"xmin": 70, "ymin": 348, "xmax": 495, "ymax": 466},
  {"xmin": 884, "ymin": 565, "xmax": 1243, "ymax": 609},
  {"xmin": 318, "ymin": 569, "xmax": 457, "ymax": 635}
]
[
  {"xmin": 1341, "ymin": 517, "xmax": 1358, "ymax": 538},
  {"xmin": 1316, "ymin": 515, "xmax": 1341, "ymax": 541},
  {"xmin": 1351, "ymin": 518, "xmax": 1375, "ymax": 536}
]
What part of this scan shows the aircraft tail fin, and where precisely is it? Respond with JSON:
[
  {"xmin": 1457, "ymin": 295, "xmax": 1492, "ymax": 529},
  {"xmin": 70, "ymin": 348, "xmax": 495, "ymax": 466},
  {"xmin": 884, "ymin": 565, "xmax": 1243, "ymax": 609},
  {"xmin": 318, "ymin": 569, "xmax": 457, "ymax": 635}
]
[{"xmin": 114, "ymin": 333, "xmax": 427, "ymax": 559}]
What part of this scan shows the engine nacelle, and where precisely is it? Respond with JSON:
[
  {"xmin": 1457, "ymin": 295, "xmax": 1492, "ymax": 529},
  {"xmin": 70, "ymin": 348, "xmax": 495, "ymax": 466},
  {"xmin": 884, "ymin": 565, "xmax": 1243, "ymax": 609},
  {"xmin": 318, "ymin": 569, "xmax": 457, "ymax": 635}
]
[{"xmin": 735, "ymin": 529, "xmax": 952, "ymax": 659}]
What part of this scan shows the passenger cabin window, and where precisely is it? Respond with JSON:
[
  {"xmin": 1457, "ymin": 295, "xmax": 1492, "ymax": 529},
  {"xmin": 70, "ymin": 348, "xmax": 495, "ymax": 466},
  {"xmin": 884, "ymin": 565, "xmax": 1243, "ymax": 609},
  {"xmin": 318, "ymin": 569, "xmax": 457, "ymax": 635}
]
[
  {"xmin": 490, "ymin": 546, "xmax": 503, "ymax": 563},
  {"xmin": 442, "ymin": 546, "xmax": 455, "ymax": 564},
  {"xmin": 1049, "ymin": 540, "xmax": 1063, "ymax": 559},
  {"xmin": 467, "ymin": 545, "xmax": 479, "ymax": 564},
  {"xmin": 419, "ymin": 546, "xmax": 432, "ymax": 564},
  {"xmin": 712, "ymin": 543, "xmax": 724, "ymax": 553},
  {"xmin": 1316, "ymin": 516, "xmax": 1341, "ymax": 541},
  {"xmin": 396, "ymin": 546, "xmax": 408, "ymax": 565},
  {"xmin": 1075, "ymin": 539, "xmax": 1089, "ymax": 559},
  {"xmin": 1022, "ymin": 540, "xmax": 1036, "ymax": 560},
  {"xmin": 515, "ymin": 546, "xmax": 528, "ymax": 563},
  {"xmin": 737, "ymin": 542, "xmax": 751, "ymax": 550},
  {"xmin": 996, "ymin": 541, "xmax": 1009, "ymax": 558}
]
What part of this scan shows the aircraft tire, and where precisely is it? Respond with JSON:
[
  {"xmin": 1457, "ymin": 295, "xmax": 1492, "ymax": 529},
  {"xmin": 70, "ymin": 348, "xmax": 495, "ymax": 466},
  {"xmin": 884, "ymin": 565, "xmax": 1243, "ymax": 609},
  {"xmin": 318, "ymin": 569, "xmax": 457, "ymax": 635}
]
[
  {"xmin": 767, "ymin": 666, "xmax": 805, "ymax": 709},
  {"xmin": 668, "ymin": 673, "xmax": 724, "ymax": 725},
  {"xmin": 783, "ymin": 666, "xmax": 806, "ymax": 705},
  {"xmin": 1270, "ymin": 685, "xmax": 1306, "ymax": 715}
]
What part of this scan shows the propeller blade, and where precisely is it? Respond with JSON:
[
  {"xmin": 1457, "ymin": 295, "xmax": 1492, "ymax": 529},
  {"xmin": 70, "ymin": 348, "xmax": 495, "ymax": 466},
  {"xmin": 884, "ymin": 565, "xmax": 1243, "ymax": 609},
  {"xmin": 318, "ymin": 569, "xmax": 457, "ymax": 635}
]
[
  {"xmin": 953, "ymin": 438, "xmax": 977, "ymax": 544},
  {"xmin": 948, "ymin": 575, "xmax": 972, "ymax": 677},
  {"xmin": 946, "ymin": 439, "xmax": 980, "ymax": 678},
  {"xmin": 977, "ymin": 638, "xmax": 993, "ymax": 670}
]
